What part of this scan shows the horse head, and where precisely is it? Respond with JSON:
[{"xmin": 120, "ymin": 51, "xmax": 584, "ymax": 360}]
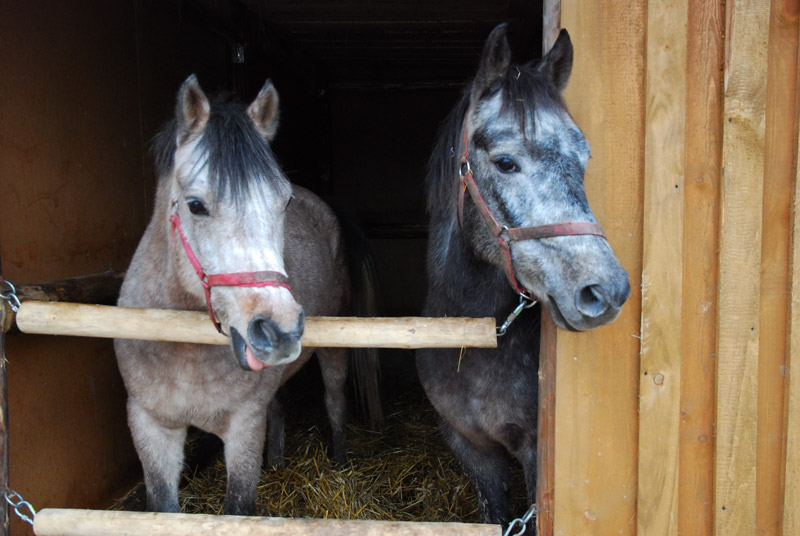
[
  {"xmin": 161, "ymin": 75, "xmax": 304, "ymax": 369},
  {"xmin": 460, "ymin": 25, "xmax": 630, "ymax": 331}
]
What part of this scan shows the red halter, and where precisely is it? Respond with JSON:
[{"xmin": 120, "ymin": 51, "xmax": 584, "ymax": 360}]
[
  {"xmin": 457, "ymin": 109, "xmax": 607, "ymax": 299},
  {"xmin": 169, "ymin": 203, "xmax": 291, "ymax": 333}
]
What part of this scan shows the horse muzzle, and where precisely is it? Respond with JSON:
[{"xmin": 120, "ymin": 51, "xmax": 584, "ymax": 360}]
[
  {"xmin": 230, "ymin": 310, "xmax": 305, "ymax": 371},
  {"xmin": 546, "ymin": 273, "xmax": 631, "ymax": 332}
]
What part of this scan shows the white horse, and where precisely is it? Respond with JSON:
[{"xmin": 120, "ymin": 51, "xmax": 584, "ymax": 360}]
[{"xmin": 115, "ymin": 75, "xmax": 379, "ymax": 515}]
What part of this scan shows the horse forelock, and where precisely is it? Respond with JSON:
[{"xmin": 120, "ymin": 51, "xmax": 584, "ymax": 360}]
[{"xmin": 153, "ymin": 96, "xmax": 288, "ymax": 206}]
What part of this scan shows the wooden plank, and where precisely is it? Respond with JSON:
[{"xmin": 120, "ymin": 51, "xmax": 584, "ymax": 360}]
[
  {"xmin": 555, "ymin": 1, "xmax": 646, "ymax": 534},
  {"xmin": 757, "ymin": 1, "xmax": 799, "ymax": 533},
  {"xmin": 679, "ymin": 1, "xmax": 725, "ymax": 534},
  {"xmin": 12, "ymin": 301, "xmax": 498, "ymax": 349},
  {"xmin": 715, "ymin": 0, "xmax": 770, "ymax": 533},
  {"xmin": 33, "ymin": 508, "xmax": 501, "ymax": 536},
  {"xmin": 785, "ymin": 38, "xmax": 800, "ymax": 531},
  {"xmin": 637, "ymin": 1, "xmax": 687, "ymax": 535}
]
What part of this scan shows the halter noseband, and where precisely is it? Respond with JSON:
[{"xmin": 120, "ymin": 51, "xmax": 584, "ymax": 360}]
[
  {"xmin": 169, "ymin": 201, "xmax": 291, "ymax": 333},
  {"xmin": 457, "ymin": 108, "xmax": 607, "ymax": 300}
]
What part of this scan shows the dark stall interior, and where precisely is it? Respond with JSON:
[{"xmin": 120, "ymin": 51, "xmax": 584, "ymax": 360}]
[{"xmin": 0, "ymin": 0, "xmax": 541, "ymax": 532}]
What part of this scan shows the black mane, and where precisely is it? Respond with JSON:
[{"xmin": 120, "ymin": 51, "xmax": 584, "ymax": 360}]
[{"xmin": 153, "ymin": 96, "xmax": 285, "ymax": 204}]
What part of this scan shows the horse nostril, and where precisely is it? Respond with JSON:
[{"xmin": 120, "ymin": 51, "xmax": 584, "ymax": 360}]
[
  {"xmin": 575, "ymin": 284, "xmax": 609, "ymax": 319},
  {"xmin": 248, "ymin": 316, "xmax": 277, "ymax": 354},
  {"xmin": 247, "ymin": 311, "xmax": 305, "ymax": 356}
]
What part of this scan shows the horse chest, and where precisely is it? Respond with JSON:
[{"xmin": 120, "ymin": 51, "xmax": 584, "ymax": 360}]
[{"xmin": 126, "ymin": 342, "xmax": 273, "ymax": 424}]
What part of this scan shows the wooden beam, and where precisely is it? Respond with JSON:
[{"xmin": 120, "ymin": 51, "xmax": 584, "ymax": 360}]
[
  {"xmin": 679, "ymin": 1, "xmax": 724, "ymax": 534},
  {"xmin": 555, "ymin": 1, "xmax": 646, "ymax": 534},
  {"xmin": 715, "ymin": 0, "xmax": 770, "ymax": 533},
  {"xmin": 33, "ymin": 508, "xmax": 500, "ymax": 536},
  {"xmin": 12, "ymin": 301, "xmax": 497, "ymax": 349}
]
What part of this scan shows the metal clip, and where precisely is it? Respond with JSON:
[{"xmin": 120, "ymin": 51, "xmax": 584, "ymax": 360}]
[
  {"xmin": 0, "ymin": 279, "xmax": 21, "ymax": 313},
  {"xmin": 4, "ymin": 489, "xmax": 36, "ymax": 526},
  {"xmin": 497, "ymin": 293, "xmax": 537, "ymax": 337},
  {"xmin": 503, "ymin": 503, "xmax": 538, "ymax": 536}
]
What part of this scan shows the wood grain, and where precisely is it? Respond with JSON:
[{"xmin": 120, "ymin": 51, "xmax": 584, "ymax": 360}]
[
  {"xmin": 637, "ymin": 1, "xmax": 687, "ymax": 535},
  {"xmin": 716, "ymin": 0, "xmax": 770, "ymax": 533},
  {"xmin": 679, "ymin": 1, "xmax": 724, "ymax": 534},
  {"xmin": 555, "ymin": 1, "xmax": 646, "ymax": 534}
]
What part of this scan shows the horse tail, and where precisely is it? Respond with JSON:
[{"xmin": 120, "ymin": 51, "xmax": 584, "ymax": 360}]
[{"xmin": 336, "ymin": 210, "xmax": 384, "ymax": 430}]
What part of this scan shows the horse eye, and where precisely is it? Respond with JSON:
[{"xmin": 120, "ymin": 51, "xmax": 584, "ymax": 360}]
[
  {"xmin": 187, "ymin": 198, "xmax": 209, "ymax": 216},
  {"xmin": 494, "ymin": 156, "xmax": 520, "ymax": 174}
]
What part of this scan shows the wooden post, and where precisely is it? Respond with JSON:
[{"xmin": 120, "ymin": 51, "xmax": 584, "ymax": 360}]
[
  {"xmin": 0, "ymin": 255, "xmax": 10, "ymax": 536},
  {"xmin": 536, "ymin": 310, "xmax": 557, "ymax": 536},
  {"xmin": 32, "ymin": 509, "xmax": 501, "ymax": 536}
]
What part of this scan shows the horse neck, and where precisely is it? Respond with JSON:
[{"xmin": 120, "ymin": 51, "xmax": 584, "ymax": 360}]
[{"xmin": 424, "ymin": 207, "xmax": 519, "ymax": 319}]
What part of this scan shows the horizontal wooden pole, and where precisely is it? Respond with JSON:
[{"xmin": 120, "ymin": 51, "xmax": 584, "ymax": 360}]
[
  {"xmin": 14, "ymin": 301, "xmax": 497, "ymax": 349},
  {"xmin": 33, "ymin": 509, "xmax": 501, "ymax": 536}
]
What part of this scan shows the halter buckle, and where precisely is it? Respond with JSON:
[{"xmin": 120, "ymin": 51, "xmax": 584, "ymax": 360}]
[{"xmin": 459, "ymin": 158, "xmax": 471, "ymax": 178}]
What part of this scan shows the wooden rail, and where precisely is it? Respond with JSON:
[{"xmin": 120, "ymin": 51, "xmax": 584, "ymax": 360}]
[
  {"xmin": 32, "ymin": 508, "xmax": 501, "ymax": 536},
  {"xmin": 10, "ymin": 301, "xmax": 497, "ymax": 349}
]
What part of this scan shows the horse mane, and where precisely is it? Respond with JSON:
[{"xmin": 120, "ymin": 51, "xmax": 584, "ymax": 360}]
[{"xmin": 152, "ymin": 95, "xmax": 287, "ymax": 204}]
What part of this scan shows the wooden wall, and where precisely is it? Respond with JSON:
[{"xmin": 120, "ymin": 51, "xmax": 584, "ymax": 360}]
[{"xmin": 544, "ymin": 0, "xmax": 800, "ymax": 534}]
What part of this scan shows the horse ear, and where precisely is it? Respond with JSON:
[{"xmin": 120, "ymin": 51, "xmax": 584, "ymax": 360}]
[
  {"xmin": 472, "ymin": 23, "xmax": 511, "ymax": 100},
  {"xmin": 248, "ymin": 79, "xmax": 280, "ymax": 141},
  {"xmin": 537, "ymin": 29, "xmax": 573, "ymax": 92},
  {"xmin": 176, "ymin": 74, "xmax": 210, "ymax": 141}
]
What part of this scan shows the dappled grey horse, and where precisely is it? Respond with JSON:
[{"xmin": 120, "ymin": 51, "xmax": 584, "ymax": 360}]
[
  {"xmin": 115, "ymin": 75, "xmax": 379, "ymax": 515},
  {"xmin": 417, "ymin": 25, "xmax": 630, "ymax": 527}
]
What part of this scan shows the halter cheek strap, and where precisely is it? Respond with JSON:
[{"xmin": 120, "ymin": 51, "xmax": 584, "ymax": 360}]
[
  {"xmin": 169, "ymin": 204, "xmax": 291, "ymax": 333},
  {"xmin": 457, "ymin": 108, "xmax": 607, "ymax": 298}
]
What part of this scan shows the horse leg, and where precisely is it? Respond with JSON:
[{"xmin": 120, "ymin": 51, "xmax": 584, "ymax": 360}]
[
  {"xmin": 127, "ymin": 400, "xmax": 187, "ymax": 513},
  {"xmin": 439, "ymin": 419, "xmax": 513, "ymax": 527},
  {"xmin": 316, "ymin": 348, "xmax": 348, "ymax": 464},
  {"xmin": 221, "ymin": 408, "xmax": 268, "ymax": 515},
  {"xmin": 266, "ymin": 395, "xmax": 286, "ymax": 469}
]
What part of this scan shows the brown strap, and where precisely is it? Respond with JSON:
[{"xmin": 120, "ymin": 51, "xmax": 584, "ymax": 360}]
[{"xmin": 506, "ymin": 222, "xmax": 606, "ymax": 241}]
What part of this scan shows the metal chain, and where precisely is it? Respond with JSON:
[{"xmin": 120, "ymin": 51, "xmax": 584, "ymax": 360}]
[
  {"xmin": 0, "ymin": 279, "xmax": 20, "ymax": 313},
  {"xmin": 503, "ymin": 503, "xmax": 538, "ymax": 536},
  {"xmin": 497, "ymin": 293, "xmax": 537, "ymax": 336},
  {"xmin": 4, "ymin": 489, "xmax": 36, "ymax": 526}
]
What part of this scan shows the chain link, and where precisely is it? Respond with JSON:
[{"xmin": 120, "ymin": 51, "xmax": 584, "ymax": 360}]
[
  {"xmin": 503, "ymin": 503, "xmax": 538, "ymax": 536},
  {"xmin": 0, "ymin": 279, "xmax": 21, "ymax": 313},
  {"xmin": 4, "ymin": 489, "xmax": 36, "ymax": 526}
]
